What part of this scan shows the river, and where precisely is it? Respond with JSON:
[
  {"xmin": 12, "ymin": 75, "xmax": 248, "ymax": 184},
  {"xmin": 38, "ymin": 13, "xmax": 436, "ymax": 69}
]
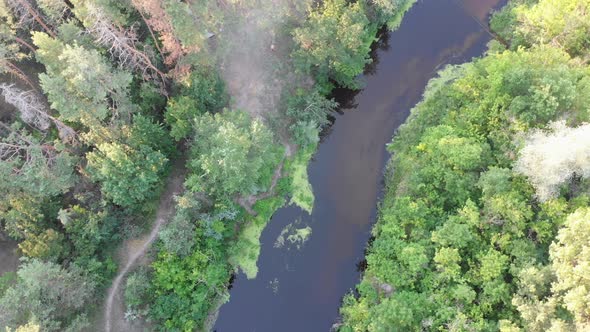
[{"xmin": 214, "ymin": 0, "xmax": 505, "ymax": 330}]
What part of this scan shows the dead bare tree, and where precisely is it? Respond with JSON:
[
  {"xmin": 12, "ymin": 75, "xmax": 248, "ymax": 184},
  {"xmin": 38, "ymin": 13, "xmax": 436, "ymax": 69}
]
[
  {"xmin": 0, "ymin": 60, "xmax": 37, "ymax": 90},
  {"xmin": 130, "ymin": 0, "xmax": 184, "ymax": 66},
  {"xmin": 6, "ymin": 0, "xmax": 57, "ymax": 37},
  {"xmin": 0, "ymin": 3, "xmax": 37, "ymax": 87},
  {"xmin": 0, "ymin": 121, "xmax": 59, "ymax": 174},
  {"xmin": 84, "ymin": 4, "xmax": 167, "ymax": 87},
  {"xmin": 35, "ymin": 0, "xmax": 73, "ymax": 24},
  {"xmin": 11, "ymin": 36, "xmax": 36, "ymax": 53},
  {"xmin": 0, "ymin": 83, "xmax": 77, "ymax": 143}
]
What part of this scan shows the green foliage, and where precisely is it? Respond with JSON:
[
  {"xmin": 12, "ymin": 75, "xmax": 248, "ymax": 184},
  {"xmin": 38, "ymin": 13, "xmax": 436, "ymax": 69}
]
[
  {"xmin": 165, "ymin": 69, "xmax": 227, "ymax": 140},
  {"xmin": 161, "ymin": 0, "xmax": 208, "ymax": 51},
  {"xmin": 0, "ymin": 272, "xmax": 16, "ymax": 298},
  {"xmin": 0, "ymin": 259, "xmax": 95, "ymax": 331},
  {"xmin": 287, "ymin": 143, "xmax": 316, "ymax": 214},
  {"xmin": 375, "ymin": 0, "xmax": 417, "ymax": 30},
  {"xmin": 340, "ymin": 44, "xmax": 590, "ymax": 331},
  {"xmin": 369, "ymin": 292, "xmax": 430, "ymax": 332},
  {"xmin": 86, "ymin": 114, "xmax": 171, "ymax": 208},
  {"xmin": 133, "ymin": 81, "xmax": 168, "ymax": 117},
  {"xmin": 127, "ymin": 115, "xmax": 175, "ymax": 156},
  {"xmin": 186, "ymin": 110, "xmax": 283, "ymax": 198},
  {"xmin": 166, "ymin": 96, "xmax": 201, "ymax": 141},
  {"xmin": 159, "ymin": 194, "xmax": 200, "ymax": 257},
  {"xmin": 124, "ymin": 268, "xmax": 151, "ymax": 319},
  {"xmin": 149, "ymin": 229, "xmax": 231, "ymax": 331},
  {"xmin": 293, "ymin": 0, "xmax": 415, "ymax": 90},
  {"xmin": 286, "ymin": 88, "xmax": 337, "ymax": 146},
  {"xmin": 36, "ymin": 0, "xmax": 70, "ymax": 23},
  {"xmin": 33, "ymin": 32, "xmax": 135, "ymax": 127},
  {"xmin": 0, "ymin": 128, "xmax": 76, "ymax": 200},
  {"xmin": 70, "ymin": 0, "xmax": 133, "ymax": 27},
  {"xmin": 87, "ymin": 142, "xmax": 168, "ymax": 208},
  {"xmin": 0, "ymin": 126, "xmax": 76, "ymax": 244},
  {"xmin": 18, "ymin": 229, "xmax": 65, "ymax": 261},
  {"xmin": 491, "ymin": 0, "xmax": 590, "ymax": 57},
  {"xmin": 59, "ymin": 205, "xmax": 112, "ymax": 256},
  {"xmin": 228, "ymin": 197, "xmax": 285, "ymax": 278},
  {"xmin": 549, "ymin": 208, "xmax": 590, "ymax": 330},
  {"xmin": 293, "ymin": 0, "xmax": 375, "ymax": 90}
]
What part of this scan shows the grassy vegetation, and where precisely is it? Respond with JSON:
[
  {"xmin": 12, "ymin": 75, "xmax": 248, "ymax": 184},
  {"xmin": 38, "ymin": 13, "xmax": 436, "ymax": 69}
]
[
  {"xmin": 287, "ymin": 143, "xmax": 316, "ymax": 214},
  {"xmin": 228, "ymin": 197, "xmax": 286, "ymax": 279}
]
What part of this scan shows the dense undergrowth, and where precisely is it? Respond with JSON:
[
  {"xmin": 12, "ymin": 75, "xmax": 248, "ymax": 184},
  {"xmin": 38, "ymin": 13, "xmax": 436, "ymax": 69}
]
[{"xmin": 339, "ymin": 0, "xmax": 590, "ymax": 331}]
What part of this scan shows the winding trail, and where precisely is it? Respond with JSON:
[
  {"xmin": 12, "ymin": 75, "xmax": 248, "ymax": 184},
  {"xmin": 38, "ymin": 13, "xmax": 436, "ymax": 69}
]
[{"xmin": 103, "ymin": 158, "xmax": 187, "ymax": 332}]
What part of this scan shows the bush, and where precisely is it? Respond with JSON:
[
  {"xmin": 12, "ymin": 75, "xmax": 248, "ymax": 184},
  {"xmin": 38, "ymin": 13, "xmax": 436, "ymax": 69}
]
[
  {"xmin": 159, "ymin": 209, "xmax": 196, "ymax": 257},
  {"xmin": 124, "ymin": 268, "xmax": 151, "ymax": 317}
]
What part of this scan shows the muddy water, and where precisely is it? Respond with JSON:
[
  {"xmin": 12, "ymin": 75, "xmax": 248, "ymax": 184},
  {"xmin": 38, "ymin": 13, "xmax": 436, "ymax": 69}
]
[{"xmin": 214, "ymin": 1, "xmax": 505, "ymax": 331}]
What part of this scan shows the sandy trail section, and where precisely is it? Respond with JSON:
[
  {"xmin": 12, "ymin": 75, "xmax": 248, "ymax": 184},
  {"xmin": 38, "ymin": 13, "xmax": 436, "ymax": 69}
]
[{"xmin": 103, "ymin": 158, "xmax": 187, "ymax": 332}]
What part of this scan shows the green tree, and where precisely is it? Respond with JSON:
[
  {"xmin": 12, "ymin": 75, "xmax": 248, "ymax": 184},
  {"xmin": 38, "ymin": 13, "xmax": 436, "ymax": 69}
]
[
  {"xmin": 159, "ymin": 195, "xmax": 198, "ymax": 257},
  {"xmin": 186, "ymin": 110, "xmax": 282, "ymax": 198},
  {"xmin": 87, "ymin": 142, "xmax": 167, "ymax": 208},
  {"xmin": 33, "ymin": 32, "xmax": 134, "ymax": 130},
  {"xmin": 124, "ymin": 268, "xmax": 151, "ymax": 319},
  {"xmin": 86, "ymin": 114, "xmax": 171, "ymax": 208},
  {"xmin": 293, "ymin": 0, "xmax": 374, "ymax": 89},
  {"xmin": 165, "ymin": 69, "xmax": 227, "ymax": 140},
  {"xmin": 0, "ymin": 124, "xmax": 75, "ymax": 240},
  {"xmin": 0, "ymin": 259, "xmax": 95, "ymax": 331},
  {"xmin": 286, "ymin": 88, "xmax": 338, "ymax": 146},
  {"xmin": 368, "ymin": 292, "xmax": 429, "ymax": 332},
  {"xmin": 550, "ymin": 208, "xmax": 590, "ymax": 331},
  {"xmin": 491, "ymin": 0, "xmax": 590, "ymax": 57},
  {"xmin": 18, "ymin": 228, "xmax": 65, "ymax": 260}
]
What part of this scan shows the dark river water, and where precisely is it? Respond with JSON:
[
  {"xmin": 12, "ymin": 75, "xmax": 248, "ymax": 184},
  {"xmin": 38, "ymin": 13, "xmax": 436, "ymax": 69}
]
[
  {"xmin": 0, "ymin": 237, "xmax": 19, "ymax": 276},
  {"xmin": 214, "ymin": 0, "xmax": 505, "ymax": 330}
]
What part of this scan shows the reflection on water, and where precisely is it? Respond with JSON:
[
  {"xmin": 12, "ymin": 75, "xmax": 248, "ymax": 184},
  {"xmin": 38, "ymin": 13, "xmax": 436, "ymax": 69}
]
[
  {"xmin": 214, "ymin": 1, "xmax": 507, "ymax": 331},
  {"xmin": 459, "ymin": 0, "xmax": 504, "ymax": 21}
]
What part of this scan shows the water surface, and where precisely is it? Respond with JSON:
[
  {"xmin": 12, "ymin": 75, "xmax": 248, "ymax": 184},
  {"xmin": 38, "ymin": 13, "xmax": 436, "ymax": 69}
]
[{"xmin": 215, "ymin": 1, "xmax": 505, "ymax": 330}]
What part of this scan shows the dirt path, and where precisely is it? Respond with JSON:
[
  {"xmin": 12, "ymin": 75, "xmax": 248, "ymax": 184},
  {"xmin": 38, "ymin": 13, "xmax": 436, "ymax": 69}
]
[{"xmin": 103, "ymin": 158, "xmax": 187, "ymax": 332}]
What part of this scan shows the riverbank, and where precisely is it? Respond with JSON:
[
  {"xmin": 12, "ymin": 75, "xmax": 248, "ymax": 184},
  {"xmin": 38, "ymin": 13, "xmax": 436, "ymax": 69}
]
[
  {"xmin": 214, "ymin": 1, "xmax": 505, "ymax": 330},
  {"xmin": 340, "ymin": 0, "xmax": 590, "ymax": 330}
]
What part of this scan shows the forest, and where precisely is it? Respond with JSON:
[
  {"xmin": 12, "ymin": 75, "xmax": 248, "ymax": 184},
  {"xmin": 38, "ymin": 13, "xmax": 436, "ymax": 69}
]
[
  {"xmin": 3, "ymin": 0, "xmax": 589, "ymax": 331},
  {"xmin": 0, "ymin": 0, "xmax": 416, "ymax": 331},
  {"xmin": 340, "ymin": 0, "xmax": 590, "ymax": 331}
]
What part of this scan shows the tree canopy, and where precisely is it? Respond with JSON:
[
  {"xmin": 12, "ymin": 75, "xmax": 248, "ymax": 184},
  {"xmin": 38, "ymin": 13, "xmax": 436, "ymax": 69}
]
[{"xmin": 339, "ymin": 16, "xmax": 590, "ymax": 329}]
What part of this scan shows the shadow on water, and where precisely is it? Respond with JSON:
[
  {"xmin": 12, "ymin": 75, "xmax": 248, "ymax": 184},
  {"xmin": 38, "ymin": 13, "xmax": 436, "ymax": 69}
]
[
  {"xmin": 215, "ymin": 1, "xmax": 506, "ymax": 331},
  {"xmin": 0, "ymin": 236, "xmax": 19, "ymax": 276}
]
